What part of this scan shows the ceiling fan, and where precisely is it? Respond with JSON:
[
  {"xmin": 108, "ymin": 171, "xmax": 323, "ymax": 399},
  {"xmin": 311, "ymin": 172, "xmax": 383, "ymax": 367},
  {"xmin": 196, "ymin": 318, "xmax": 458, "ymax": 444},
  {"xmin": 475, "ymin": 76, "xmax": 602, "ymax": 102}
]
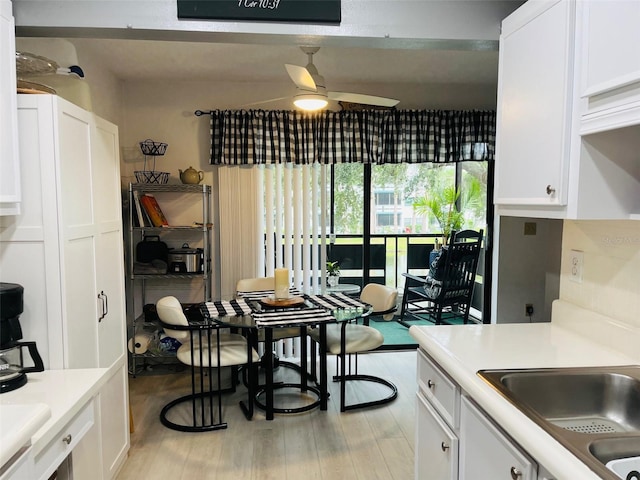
[{"xmin": 250, "ymin": 46, "xmax": 400, "ymax": 111}]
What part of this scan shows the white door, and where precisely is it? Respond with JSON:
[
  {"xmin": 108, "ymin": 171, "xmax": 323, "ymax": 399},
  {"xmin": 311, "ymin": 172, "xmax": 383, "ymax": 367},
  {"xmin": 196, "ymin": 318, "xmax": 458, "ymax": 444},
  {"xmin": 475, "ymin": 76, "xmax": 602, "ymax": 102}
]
[
  {"xmin": 92, "ymin": 116, "xmax": 126, "ymax": 369},
  {"xmin": 57, "ymin": 99, "xmax": 100, "ymax": 369}
]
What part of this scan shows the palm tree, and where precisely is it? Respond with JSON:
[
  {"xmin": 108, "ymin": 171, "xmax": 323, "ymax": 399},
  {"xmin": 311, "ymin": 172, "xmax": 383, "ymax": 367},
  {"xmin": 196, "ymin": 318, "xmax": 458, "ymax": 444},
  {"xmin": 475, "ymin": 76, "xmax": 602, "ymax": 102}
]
[{"xmin": 413, "ymin": 177, "xmax": 482, "ymax": 246}]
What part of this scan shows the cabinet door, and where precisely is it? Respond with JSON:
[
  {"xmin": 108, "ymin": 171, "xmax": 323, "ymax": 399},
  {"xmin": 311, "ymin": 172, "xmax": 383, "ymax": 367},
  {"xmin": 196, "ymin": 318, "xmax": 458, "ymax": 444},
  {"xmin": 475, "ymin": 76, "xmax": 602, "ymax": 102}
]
[
  {"xmin": 0, "ymin": 0, "xmax": 21, "ymax": 215},
  {"xmin": 57, "ymin": 99, "xmax": 100, "ymax": 369},
  {"xmin": 459, "ymin": 396, "xmax": 536, "ymax": 480},
  {"xmin": 581, "ymin": 1, "xmax": 640, "ymax": 105},
  {"xmin": 416, "ymin": 393, "xmax": 458, "ymax": 480},
  {"xmin": 495, "ymin": 0, "xmax": 574, "ymax": 207},
  {"xmin": 92, "ymin": 116, "xmax": 126, "ymax": 369},
  {"xmin": 99, "ymin": 365, "xmax": 129, "ymax": 479}
]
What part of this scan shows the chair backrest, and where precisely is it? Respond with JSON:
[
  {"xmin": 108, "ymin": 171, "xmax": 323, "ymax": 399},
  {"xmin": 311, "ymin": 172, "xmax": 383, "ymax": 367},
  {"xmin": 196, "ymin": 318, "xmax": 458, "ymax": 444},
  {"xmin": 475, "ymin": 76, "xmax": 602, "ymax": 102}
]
[
  {"xmin": 156, "ymin": 296, "xmax": 190, "ymax": 341},
  {"xmin": 437, "ymin": 229, "xmax": 483, "ymax": 304},
  {"xmin": 236, "ymin": 277, "xmax": 274, "ymax": 293},
  {"xmin": 360, "ymin": 283, "xmax": 398, "ymax": 318}
]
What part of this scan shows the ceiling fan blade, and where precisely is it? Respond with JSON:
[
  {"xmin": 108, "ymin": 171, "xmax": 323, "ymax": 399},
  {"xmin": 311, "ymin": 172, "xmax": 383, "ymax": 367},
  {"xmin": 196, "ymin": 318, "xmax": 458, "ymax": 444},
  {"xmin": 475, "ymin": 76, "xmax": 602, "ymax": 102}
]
[
  {"xmin": 328, "ymin": 92, "xmax": 399, "ymax": 107},
  {"xmin": 242, "ymin": 96, "xmax": 291, "ymax": 107},
  {"xmin": 285, "ymin": 64, "xmax": 317, "ymax": 91}
]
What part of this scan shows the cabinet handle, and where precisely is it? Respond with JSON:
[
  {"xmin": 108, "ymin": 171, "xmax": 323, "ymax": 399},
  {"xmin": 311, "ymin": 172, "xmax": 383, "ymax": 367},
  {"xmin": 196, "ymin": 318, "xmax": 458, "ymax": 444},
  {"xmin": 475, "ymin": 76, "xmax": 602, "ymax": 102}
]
[
  {"xmin": 510, "ymin": 466, "xmax": 522, "ymax": 479},
  {"xmin": 97, "ymin": 291, "xmax": 108, "ymax": 322},
  {"xmin": 62, "ymin": 434, "xmax": 72, "ymax": 445},
  {"xmin": 546, "ymin": 184, "xmax": 556, "ymax": 195},
  {"xmin": 427, "ymin": 379, "xmax": 435, "ymax": 389},
  {"xmin": 441, "ymin": 442, "xmax": 449, "ymax": 452}
]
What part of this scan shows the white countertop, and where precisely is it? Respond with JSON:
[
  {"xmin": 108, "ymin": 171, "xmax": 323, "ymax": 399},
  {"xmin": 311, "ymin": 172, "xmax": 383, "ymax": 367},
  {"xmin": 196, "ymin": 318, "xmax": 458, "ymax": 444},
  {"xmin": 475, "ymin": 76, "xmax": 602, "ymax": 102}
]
[
  {"xmin": 0, "ymin": 368, "xmax": 108, "ymax": 460},
  {"xmin": 409, "ymin": 311, "xmax": 638, "ymax": 480}
]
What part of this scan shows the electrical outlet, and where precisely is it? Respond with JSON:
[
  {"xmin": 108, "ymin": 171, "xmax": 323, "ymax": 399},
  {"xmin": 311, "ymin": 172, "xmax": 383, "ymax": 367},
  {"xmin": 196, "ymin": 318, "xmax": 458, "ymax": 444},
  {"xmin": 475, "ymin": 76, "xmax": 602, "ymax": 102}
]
[
  {"xmin": 525, "ymin": 304, "xmax": 534, "ymax": 316},
  {"xmin": 570, "ymin": 250, "xmax": 584, "ymax": 283}
]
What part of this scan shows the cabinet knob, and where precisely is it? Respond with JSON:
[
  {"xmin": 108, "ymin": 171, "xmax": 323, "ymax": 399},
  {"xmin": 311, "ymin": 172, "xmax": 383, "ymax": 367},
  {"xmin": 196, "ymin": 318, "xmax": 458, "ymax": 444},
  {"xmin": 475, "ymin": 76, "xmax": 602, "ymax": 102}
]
[
  {"xmin": 427, "ymin": 379, "xmax": 435, "ymax": 389},
  {"xmin": 546, "ymin": 184, "xmax": 556, "ymax": 195},
  {"xmin": 62, "ymin": 434, "xmax": 72, "ymax": 445},
  {"xmin": 510, "ymin": 466, "xmax": 522, "ymax": 479},
  {"xmin": 440, "ymin": 442, "xmax": 449, "ymax": 452}
]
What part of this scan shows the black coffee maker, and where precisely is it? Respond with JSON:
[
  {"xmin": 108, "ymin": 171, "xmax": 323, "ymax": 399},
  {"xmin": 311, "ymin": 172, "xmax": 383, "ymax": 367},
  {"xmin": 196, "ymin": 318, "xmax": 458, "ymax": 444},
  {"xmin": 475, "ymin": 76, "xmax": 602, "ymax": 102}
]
[{"xmin": 0, "ymin": 282, "xmax": 44, "ymax": 393}]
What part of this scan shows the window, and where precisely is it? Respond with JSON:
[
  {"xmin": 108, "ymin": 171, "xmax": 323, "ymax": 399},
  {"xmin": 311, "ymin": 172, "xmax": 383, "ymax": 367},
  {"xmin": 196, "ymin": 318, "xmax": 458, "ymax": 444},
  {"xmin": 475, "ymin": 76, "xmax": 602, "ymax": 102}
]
[{"xmin": 330, "ymin": 160, "xmax": 489, "ymax": 322}]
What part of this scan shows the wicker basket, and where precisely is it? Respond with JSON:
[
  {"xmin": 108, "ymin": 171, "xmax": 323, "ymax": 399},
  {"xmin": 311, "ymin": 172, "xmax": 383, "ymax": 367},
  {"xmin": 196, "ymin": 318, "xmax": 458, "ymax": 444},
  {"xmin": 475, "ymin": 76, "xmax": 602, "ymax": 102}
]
[
  {"xmin": 134, "ymin": 171, "xmax": 169, "ymax": 184},
  {"xmin": 139, "ymin": 140, "xmax": 168, "ymax": 156}
]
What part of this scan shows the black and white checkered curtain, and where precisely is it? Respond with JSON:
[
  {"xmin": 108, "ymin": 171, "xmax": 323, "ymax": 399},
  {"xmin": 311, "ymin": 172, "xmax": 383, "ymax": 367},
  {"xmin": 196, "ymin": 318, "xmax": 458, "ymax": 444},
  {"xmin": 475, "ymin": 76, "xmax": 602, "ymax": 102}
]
[{"xmin": 209, "ymin": 109, "xmax": 495, "ymax": 165}]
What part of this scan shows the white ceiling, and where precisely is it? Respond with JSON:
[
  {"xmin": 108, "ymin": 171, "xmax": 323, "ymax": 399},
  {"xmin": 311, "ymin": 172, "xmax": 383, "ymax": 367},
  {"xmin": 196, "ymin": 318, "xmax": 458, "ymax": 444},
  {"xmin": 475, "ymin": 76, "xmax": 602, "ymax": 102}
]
[{"xmin": 69, "ymin": 38, "xmax": 500, "ymax": 87}]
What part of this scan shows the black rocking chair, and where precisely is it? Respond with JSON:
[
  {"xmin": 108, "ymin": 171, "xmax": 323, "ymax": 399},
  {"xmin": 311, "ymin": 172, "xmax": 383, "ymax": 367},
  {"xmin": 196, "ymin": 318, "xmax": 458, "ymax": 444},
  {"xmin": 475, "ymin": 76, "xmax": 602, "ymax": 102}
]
[{"xmin": 399, "ymin": 229, "xmax": 483, "ymax": 326}]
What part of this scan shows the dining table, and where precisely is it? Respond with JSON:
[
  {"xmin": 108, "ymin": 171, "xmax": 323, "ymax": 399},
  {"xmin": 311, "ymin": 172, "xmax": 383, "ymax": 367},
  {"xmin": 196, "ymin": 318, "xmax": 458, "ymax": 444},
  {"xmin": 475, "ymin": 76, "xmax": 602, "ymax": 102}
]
[{"xmin": 201, "ymin": 290, "xmax": 372, "ymax": 421}]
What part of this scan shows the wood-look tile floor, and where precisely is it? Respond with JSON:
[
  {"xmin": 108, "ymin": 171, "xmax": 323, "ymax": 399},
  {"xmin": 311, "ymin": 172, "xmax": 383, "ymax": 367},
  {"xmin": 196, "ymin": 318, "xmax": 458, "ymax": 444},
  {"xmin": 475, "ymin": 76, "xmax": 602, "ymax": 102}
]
[{"xmin": 117, "ymin": 350, "xmax": 417, "ymax": 480}]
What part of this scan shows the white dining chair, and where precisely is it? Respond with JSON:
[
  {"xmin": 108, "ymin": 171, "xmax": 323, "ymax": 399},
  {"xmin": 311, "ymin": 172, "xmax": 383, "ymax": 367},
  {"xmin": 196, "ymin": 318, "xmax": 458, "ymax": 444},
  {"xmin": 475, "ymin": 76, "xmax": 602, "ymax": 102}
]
[
  {"xmin": 156, "ymin": 296, "xmax": 259, "ymax": 432},
  {"xmin": 309, "ymin": 283, "xmax": 398, "ymax": 412}
]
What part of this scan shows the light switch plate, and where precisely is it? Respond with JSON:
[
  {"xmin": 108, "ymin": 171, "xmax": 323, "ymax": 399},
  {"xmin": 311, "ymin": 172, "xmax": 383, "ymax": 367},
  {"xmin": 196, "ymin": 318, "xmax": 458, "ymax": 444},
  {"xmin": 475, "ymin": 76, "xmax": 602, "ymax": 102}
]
[{"xmin": 570, "ymin": 250, "xmax": 583, "ymax": 283}]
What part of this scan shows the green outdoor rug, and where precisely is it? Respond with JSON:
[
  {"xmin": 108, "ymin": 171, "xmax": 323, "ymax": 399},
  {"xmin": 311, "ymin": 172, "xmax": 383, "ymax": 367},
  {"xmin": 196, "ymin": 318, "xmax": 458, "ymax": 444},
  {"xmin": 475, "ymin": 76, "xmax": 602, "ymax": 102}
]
[{"xmin": 369, "ymin": 314, "xmax": 467, "ymax": 350}]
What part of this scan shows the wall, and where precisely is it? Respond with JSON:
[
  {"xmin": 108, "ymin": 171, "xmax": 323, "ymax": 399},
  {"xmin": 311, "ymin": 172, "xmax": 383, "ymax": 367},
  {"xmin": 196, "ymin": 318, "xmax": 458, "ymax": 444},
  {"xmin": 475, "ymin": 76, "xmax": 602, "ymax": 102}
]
[
  {"xmin": 14, "ymin": 0, "xmax": 522, "ymax": 48},
  {"xmin": 73, "ymin": 41, "xmax": 123, "ymax": 125},
  {"xmin": 495, "ymin": 216, "xmax": 563, "ymax": 323},
  {"xmin": 560, "ymin": 220, "xmax": 640, "ymax": 328}
]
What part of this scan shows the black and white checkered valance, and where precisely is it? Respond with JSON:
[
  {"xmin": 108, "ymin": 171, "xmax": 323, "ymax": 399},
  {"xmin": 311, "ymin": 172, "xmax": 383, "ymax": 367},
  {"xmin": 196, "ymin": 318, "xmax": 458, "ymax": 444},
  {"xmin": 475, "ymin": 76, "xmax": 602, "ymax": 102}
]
[{"xmin": 208, "ymin": 109, "xmax": 495, "ymax": 165}]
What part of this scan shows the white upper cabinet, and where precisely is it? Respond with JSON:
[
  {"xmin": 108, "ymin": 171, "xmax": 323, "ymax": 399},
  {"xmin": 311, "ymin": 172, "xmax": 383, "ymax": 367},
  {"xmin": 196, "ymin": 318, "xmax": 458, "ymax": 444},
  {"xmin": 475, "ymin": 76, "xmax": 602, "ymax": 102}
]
[
  {"xmin": 495, "ymin": 0, "xmax": 575, "ymax": 209},
  {"xmin": 495, "ymin": 0, "xmax": 640, "ymax": 220},
  {"xmin": 580, "ymin": 0, "xmax": 640, "ymax": 134},
  {"xmin": 0, "ymin": 0, "xmax": 20, "ymax": 215}
]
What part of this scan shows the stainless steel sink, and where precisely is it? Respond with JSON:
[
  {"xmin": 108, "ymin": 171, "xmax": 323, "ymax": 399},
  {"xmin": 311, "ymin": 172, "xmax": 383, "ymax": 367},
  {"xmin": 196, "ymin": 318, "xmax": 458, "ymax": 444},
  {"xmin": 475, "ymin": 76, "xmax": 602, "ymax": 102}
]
[{"xmin": 478, "ymin": 366, "xmax": 640, "ymax": 479}]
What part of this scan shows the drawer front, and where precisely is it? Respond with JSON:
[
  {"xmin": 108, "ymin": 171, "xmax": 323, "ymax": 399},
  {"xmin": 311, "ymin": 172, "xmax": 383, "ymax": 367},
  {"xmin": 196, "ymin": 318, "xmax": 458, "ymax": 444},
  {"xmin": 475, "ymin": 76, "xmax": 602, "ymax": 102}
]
[
  {"xmin": 417, "ymin": 348, "xmax": 460, "ymax": 428},
  {"xmin": 34, "ymin": 399, "xmax": 95, "ymax": 480},
  {"xmin": 416, "ymin": 392, "xmax": 458, "ymax": 480}
]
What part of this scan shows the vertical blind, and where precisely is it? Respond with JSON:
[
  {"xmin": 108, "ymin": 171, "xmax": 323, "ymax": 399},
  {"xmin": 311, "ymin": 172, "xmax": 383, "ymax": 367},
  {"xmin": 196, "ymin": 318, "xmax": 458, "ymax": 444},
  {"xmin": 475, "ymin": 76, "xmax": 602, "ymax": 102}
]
[{"xmin": 218, "ymin": 163, "xmax": 327, "ymax": 359}]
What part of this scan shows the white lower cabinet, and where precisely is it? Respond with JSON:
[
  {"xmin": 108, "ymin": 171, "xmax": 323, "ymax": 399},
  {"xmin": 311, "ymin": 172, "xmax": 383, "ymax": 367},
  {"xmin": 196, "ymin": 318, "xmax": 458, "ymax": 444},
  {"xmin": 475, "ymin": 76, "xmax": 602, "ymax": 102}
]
[
  {"xmin": 0, "ymin": 448, "xmax": 33, "ymax": 480},
  {"xmin": 33, "ymin": 399, "xmax": 95, "ymax": 480},
  {"xmin": 416, "ymin": 392, "xmax": 458, "ymax": 479},
  {"xmin": 415, "ymin": 350, "xmax": 542, "ymax": 480},
  {"xmin": 459, "ymin": 396, "xmax": 537, "ymax": 480}
]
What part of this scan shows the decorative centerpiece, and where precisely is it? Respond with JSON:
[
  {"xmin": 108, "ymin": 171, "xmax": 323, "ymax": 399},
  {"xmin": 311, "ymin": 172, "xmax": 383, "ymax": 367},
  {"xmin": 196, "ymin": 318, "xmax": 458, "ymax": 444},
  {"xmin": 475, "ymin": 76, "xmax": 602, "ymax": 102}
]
[{"xmin": 327, "ymin": 261, "xmax": 340, "ymax": 287}]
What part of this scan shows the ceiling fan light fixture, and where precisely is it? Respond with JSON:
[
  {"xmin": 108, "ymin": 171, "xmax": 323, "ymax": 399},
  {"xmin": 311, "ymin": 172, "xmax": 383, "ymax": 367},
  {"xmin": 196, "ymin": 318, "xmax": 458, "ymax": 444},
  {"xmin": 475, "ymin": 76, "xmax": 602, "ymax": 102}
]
[{"xmin": 293, "ymin": 92, "xmax": 328, "ymax": 111}]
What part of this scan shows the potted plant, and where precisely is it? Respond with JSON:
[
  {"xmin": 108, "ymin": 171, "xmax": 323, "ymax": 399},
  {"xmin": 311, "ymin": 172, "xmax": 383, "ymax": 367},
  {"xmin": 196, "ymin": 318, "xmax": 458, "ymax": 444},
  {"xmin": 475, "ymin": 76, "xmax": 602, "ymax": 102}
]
[
  {"xmin": 327, "ymin": 261, "xmax": 340, "ymax": 287},
  {"xmin": 413, "ymin": 185, "xmax": 463, "ymax": 248},
  {"xmin": 413, "ymin": 180, "xmax": 481, "ymax": 249}
]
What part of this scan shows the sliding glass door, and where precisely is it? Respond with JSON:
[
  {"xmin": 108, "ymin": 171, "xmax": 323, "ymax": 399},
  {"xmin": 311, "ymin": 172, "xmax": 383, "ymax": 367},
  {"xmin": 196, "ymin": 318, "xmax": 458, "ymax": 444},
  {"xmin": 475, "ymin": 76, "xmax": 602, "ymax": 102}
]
[{"xmin": 329, "ymin": 160, "xmax": 490, "ymax": 322}]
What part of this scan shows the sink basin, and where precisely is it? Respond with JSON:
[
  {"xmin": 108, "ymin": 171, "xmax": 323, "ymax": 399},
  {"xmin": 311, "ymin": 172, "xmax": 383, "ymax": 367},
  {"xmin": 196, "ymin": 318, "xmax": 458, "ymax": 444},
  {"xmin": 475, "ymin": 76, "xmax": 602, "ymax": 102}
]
[
  {"xmin": 478, "ymin": 366, "xmax": 640, "ymax": 480},
  {"xmin": 497, "ymin": 369, "xmax": 640, "ymax": 433}
]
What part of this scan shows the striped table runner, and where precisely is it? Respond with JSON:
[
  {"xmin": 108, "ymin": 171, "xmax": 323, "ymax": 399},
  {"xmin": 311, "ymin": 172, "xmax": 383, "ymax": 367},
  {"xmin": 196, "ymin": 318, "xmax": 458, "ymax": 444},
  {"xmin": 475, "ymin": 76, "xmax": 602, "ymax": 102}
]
[
  {"xmin": 306, "ymin": 293, "xmax": 369, "ymax": 311},
  {"xmin": 237, "ymin": 287, "xmax": 303, "ymax": 302},
  {"xmin": 253, "ymin": 308, "xmax": 334, "ymax": 327},
  {"xmin": 203, "ymin": 299, "xmax": 253, "ymax": 318}
]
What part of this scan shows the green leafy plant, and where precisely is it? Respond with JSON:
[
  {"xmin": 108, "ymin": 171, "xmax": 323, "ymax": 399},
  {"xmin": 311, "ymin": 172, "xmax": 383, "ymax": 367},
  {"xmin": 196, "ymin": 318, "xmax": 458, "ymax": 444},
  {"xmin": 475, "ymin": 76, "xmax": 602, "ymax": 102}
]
[
  {"xmin": 413, "ymin": 181, "xmax": 481, "ymax": 246},
  {"xmin": 327, "ymin": 261, "xmax": 340, "ymax": 275}
]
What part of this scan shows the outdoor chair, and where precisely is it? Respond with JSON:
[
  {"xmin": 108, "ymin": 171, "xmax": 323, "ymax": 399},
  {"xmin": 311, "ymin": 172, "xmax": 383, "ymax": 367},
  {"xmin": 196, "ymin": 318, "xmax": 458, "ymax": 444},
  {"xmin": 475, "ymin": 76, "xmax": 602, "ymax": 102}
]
[{"xmin": 399, "ymin": 229, "xmax": 483, "ymax": 327}]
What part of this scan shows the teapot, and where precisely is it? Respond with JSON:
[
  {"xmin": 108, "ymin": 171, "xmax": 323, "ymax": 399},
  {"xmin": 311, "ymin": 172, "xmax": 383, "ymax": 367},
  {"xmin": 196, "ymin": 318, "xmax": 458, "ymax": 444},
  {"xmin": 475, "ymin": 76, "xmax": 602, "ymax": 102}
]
[{"xmin": 179, "ymin": 166, "xmax": 204, "ymax": 185}]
